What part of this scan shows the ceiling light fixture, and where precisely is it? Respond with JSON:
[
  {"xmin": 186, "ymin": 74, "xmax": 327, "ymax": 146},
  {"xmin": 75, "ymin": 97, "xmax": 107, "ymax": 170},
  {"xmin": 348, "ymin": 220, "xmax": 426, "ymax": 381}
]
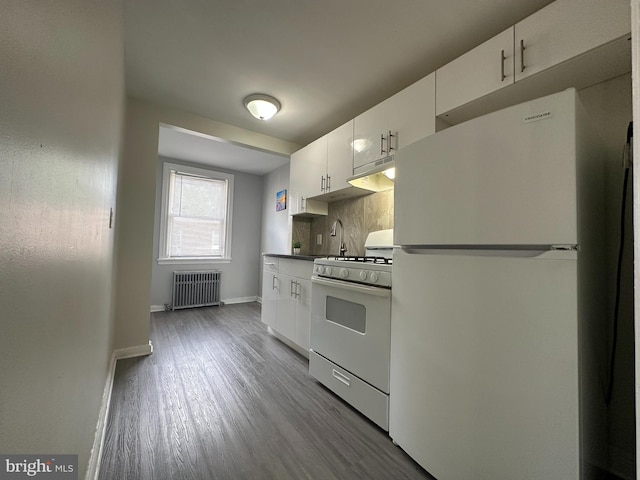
[{"xmin": 243, "ymin": 94, "xmax": 281, "ymax": 120}]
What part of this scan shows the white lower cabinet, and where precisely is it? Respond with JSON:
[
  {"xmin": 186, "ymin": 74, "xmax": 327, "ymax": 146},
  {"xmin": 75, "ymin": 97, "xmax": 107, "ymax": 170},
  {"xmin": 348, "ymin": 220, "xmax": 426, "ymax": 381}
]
[
  {"xmin": 261, "ymin": 258, "xmax": 279, "ymax": 330},
  {"xmin": 293, "ymin": 277, "xmax": 311, "ymax": 351},
  {"xmin": 260, "ymin": 256, "xmax": 313, "ymax": 353}
]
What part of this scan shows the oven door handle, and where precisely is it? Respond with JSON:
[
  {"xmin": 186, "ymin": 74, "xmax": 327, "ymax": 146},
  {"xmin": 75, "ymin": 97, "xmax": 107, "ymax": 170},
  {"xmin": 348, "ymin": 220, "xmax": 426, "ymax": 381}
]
[{"xmin": 311, "ymin": 275, "xmax": 391, "ymax": 298}]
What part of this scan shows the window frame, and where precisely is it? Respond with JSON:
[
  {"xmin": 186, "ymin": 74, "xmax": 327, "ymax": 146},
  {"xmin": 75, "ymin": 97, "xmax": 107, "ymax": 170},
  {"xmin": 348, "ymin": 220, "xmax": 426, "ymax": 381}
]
[{"xmin": 158, "ymin": 162, "xmax": 234, "ymax": 264}]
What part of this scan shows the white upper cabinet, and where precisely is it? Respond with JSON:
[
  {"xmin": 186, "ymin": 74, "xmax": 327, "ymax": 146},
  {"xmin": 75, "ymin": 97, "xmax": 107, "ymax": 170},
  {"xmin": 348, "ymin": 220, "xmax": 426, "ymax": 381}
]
[
  {"xmin": 289, "ymin": 120, "xmax": 370, "ymax": 206},
  {"xmin": 436, "ymin": 28, "xmax": 514, "ymax": 116},
  {"xmin": 354, "ymin": 73, "xmax": 435, "ymax": 172},
  {"xmin": 290, "ymin": 135, "xmax": 327, "ymax": 199},
  {"xmin": 435, "ymin": 0, "xmax": 630, "ymax": 121},
  {"xmin": 388, "ymin": 73, "xmax": 436, "ymax": 153},
  {"xmin": 353, "ymin": 99, "xmax": 388, "ymax": 170},
  {"xmin": 326, "ymin": 120, "xmax": 355, "ymax": 194},
  {"xmin": 514, "ymin": 0, "xmax": 630, "ymax": 82}
]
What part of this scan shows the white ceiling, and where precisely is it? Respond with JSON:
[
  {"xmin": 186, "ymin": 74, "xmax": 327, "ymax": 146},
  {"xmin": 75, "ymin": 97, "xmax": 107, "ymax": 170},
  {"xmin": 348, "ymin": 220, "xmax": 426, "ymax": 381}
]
[{"xmin": 125, "ymin": 0, "xmax": 555, "ymax": 173}]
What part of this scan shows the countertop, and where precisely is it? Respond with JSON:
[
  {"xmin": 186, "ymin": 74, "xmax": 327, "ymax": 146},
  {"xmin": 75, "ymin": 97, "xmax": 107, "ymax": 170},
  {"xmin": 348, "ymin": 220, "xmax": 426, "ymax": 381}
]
[{"xmin": 262, "ymin": 253, "xmax": 330, "ymax": 262}]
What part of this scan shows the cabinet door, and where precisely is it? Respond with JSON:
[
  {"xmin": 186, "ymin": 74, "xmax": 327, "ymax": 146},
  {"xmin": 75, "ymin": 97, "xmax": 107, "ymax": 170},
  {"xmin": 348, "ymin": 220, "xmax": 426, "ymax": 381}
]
[
  {"xmin": 276, "ymin": 273, "xmax": 296, "ymax": 341},
  {"xmin": 436, "ymin": 28, "xmax": 514, "ymax": 116},
  {"xmin": 326, "ymin": 120, "xmax": 354, "ymax": 192},
  {"xmin": 289, "ymin": 135, "xmax": 328, "ymax": 198},
  {"xmin": 353, "ymin": 100, "xmax": 388, "ymax": 170},
  {"xmin": 294, "ymin": 278, "xmax": 311, "ymax": 352},
  {"xmin": 389, "ymin": 73, "xmax": 436, "ymax": 150},
  {"xmin": 514, "ymin": 0, "xmax": 630, "ymax": 82},
  {"xmin": 261, "ymin": 270, "xmax": 278, "ymax": 329}
]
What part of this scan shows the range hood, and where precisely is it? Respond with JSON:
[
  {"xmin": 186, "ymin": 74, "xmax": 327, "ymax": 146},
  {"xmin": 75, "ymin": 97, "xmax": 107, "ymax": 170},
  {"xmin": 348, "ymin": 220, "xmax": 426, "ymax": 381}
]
[{"xmin": 347, "ymin": 156, "xmax": 395, "ymax": 192}]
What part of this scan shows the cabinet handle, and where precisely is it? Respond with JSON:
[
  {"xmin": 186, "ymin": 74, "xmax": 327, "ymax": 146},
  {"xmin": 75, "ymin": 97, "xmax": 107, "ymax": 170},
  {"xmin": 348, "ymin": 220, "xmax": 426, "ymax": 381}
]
[
  {"xmin": 388, "ymin": 131, "xmax": 395, "ymax": 153},
  {"xmin": 290, "ymin": 279, "xmax": 297, "ymax": 297},
  {"xmin": 500, "ymin": 49, "xmax": 506, "ymax": 81},
  {"xmin": 295, "ymin": 281, "xmax": 301, "ymax": 298},
  {"xmin": 321, "ymin": 176, "xmax": 325, "ymax": 192},
  {"xmin": 520, "ymin": 39, "xmax": 526, "ymax": 73},
  {"xmin": 332, "ymin": 369, "xmax": 351, "ymax": 387},
  {"xmin": 265, "ymin": 262, "xmax": 276, "ymax": 266},
  {"xmin": 326, "ymin": 175, "xmax": 331, "ymax": 192},
  {"xmin": 272, "ymin": 275, "xmax": 277, "ymax": 290},
  {"xmin": 380, "ymin": 133, "xmax": 386, "ymax": 155}
]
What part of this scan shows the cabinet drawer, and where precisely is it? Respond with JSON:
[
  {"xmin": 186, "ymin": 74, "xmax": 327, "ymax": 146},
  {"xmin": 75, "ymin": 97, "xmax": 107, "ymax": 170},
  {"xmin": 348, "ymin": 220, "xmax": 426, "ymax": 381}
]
[
  {"xmin": 279, "ymin": 258, "xmax": 313, "ymax": 278},
  {"xmin": 309, "ymin": 350, "xmax": 389, "ymax": 430},
  {"xmin": 263, "ymin": 256, "xmax": 279, "ymax": 273}
]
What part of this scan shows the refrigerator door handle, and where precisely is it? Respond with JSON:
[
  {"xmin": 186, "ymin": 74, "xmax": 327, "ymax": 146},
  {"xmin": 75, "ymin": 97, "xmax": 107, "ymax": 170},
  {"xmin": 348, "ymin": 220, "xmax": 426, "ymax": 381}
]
[{"xmin": 399, "ymin": 246, "xmax": 578, "ymax": 260}]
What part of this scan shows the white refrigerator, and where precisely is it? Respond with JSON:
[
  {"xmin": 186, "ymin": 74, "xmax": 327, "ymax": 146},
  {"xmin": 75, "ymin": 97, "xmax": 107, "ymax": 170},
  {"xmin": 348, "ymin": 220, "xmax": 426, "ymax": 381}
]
[{"xmin": 390, "ymin": 89, "xmax": 605, "ymax": 480}]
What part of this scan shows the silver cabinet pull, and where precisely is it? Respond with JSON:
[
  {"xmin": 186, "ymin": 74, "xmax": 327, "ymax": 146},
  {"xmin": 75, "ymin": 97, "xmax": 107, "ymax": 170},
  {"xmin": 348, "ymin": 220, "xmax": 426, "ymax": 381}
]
[
  {"xmin": 500, "ymin": 49, "xmax": 506, "ymax": 81},
  {"xmin": 326, "ymin": 175, "xmax": 331, "ymax": 192},
  {"xmin": 321, "ymin": 175, "xmax": 325, "ymax": 192},
  {"xmin": 520, "ymin": 39, "xmax": 526, "ymax": 73},
  {"xmin": 290, "ymin": 279, "xmax": 296, "ymax": 297},
  {"xmin": 295, "ymin": 281, "xmax": 301, "ymax": 298},
  {"xmin": 272, "ymin": 274, "xmax": 277, "ymax": 290},
  {"xmin": 388, "ymin": 131, "xmax": 396, "ymax": 152},
  {"xmin": 380, "ymin": 133, "xmax": 386, "ymax": 155}
]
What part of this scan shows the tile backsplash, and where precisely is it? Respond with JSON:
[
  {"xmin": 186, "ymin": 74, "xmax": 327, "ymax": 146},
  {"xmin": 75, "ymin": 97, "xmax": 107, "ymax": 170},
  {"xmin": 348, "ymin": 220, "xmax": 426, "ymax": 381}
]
[{"xmin": 292, "ymin": 190, "xmax": 393, "ymax": 256}]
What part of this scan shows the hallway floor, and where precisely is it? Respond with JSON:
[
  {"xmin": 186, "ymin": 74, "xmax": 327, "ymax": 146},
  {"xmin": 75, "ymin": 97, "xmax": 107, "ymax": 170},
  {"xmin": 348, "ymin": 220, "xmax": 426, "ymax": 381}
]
[{"xmin": 98, "ymin": 302, "xmax": 433, "ymax": 480}]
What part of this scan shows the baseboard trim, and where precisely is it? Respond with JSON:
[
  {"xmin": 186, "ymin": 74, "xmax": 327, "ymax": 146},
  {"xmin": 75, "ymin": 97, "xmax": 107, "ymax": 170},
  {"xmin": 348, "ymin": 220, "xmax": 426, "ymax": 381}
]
[
  {"xmin": 150, "ymin": 298, "xmax": 258, "ymax": 312},
  {"xmin": 114, "ymin": 341, "xmax": 154, "ymax": 360},
  {"xmin": 222, "ymin": 296, "xmax": 258, "ymax": 305},
  {"xmin": 84, "ymin": 352, "xmax": 117, "ymax": 480},
  {"xmin": 85, "ymin": 342, "xmax": 153, "ymax": 480}
]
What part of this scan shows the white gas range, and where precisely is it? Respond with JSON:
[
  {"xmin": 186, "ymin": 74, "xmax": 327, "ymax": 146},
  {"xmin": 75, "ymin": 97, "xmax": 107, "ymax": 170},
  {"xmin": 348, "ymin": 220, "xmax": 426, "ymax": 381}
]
[{"xmin": 309, "ymin": 229, "xmax": 393, "ymax": 430}]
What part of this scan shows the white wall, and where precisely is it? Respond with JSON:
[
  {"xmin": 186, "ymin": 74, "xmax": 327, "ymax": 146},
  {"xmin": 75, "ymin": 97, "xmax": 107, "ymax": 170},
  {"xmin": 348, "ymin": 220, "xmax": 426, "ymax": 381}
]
[
  {"xmin": 115, "ymin": 97, "xmax": 299, "ymax": 349},
  {"xmin": 260, "ymin": 163, "xmax": 292, "ymax": 255},
  {"xmin": 150, "ymin": 157, "xmax": 264, "ymax": 307},
  {"xmin": 0, "ymin": 1, "xmax": 124, "ymax": 477}
]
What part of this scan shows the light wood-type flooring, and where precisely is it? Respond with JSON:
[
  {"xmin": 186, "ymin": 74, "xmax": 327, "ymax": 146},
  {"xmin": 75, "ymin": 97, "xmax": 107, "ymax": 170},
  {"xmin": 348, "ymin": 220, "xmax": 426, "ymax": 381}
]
[{"xmin": 99, "ymin": 302, "xmax": 433, "ymax": 480}]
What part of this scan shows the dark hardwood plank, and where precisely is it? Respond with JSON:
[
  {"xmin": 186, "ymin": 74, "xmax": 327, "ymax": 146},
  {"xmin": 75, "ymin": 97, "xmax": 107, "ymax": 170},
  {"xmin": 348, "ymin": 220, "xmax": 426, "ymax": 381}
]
[{"xmin": 99, "ymin": 302, "xmax": 433, "ymax": 480}]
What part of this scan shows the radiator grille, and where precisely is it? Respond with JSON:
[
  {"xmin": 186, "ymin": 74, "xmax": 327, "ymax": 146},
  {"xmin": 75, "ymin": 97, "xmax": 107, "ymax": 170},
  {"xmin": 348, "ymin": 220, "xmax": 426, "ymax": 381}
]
[{"xmin": 172, "ymin": 270, "xmax": 221, "ymax": 310}]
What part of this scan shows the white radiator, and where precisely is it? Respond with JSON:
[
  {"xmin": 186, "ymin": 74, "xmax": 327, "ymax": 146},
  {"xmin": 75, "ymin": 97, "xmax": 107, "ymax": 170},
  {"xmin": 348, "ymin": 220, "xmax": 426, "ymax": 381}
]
[{"xmin": 171, "ymin": 270, "xmax": 221, "ymax": 310}]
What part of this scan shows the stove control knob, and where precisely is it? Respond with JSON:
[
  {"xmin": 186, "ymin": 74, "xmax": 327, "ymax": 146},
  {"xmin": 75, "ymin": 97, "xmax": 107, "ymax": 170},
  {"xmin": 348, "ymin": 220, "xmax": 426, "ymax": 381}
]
[
  {"xmin": 316, "ymin": 265, "xmax": 324, "ymax": 274},
  {"xmin": 359, "ymin": 271, "xmax": 368, "ymax": 281},
  {"xmin": 339, "ymin": 268, "xmax": 349, "ymax": 279},
  {"xmin": 370, "ymin": 272, "xmax": 379, "ymax": 283},
  {"xmin": 325, "ymin": 267, "xmax": 332, "ymax": 276}
]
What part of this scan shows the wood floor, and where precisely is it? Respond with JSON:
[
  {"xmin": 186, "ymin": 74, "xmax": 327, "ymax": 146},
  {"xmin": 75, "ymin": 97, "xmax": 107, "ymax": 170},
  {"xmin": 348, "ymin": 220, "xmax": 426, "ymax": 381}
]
[{"xmin": 99, "ymin": 302, "xmax": 434, "ymax": 480}]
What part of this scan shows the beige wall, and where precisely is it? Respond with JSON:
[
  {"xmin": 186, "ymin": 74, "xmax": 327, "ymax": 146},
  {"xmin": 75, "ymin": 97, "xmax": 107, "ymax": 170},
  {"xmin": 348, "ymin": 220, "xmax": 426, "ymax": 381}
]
[
  {"xmin": 261, "ymin": 163, "xmax": 292, "ymax": 255},
  {"xmin": 115, "ymin": 98, "xmax": 299, "ymax": 349},
  {"xmin": 0, "ymin": 1, "xmax": 124, "ymax": 476}
]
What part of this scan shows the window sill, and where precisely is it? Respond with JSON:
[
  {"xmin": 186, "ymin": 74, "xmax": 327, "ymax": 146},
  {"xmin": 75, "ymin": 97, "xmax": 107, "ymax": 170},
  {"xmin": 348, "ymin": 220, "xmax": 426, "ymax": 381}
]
[{"xmin": 157, "ymin": 257, "xmax": 232, "ymax": 265}]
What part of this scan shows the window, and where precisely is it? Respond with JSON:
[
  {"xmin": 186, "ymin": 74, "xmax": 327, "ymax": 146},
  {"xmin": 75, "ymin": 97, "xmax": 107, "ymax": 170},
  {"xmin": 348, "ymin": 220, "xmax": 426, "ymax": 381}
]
[{"xmin": 159, "ymin": 162, "xmax": 233, "ymax": 263}]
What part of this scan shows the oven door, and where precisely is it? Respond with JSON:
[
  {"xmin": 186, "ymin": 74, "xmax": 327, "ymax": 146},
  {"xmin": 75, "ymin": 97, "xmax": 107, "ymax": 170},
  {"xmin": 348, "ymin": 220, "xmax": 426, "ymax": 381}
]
[{"xmin": 310, "ymin": 275, "xmax": 391, "ymax": 393}]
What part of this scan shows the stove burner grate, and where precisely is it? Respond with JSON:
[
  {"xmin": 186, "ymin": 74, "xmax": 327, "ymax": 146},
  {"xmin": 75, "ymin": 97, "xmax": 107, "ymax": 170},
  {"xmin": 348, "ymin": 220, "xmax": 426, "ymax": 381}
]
[{"xmin": 329, "ymin": 255, "xmax": 393, "ymax": 265}]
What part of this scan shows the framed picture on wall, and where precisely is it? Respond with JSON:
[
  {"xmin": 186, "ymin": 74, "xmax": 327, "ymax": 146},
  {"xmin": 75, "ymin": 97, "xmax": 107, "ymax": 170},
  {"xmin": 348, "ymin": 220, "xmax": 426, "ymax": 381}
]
[{"xmin": 276, "ymin": 189, "xmax": 286, "ymax": 211}]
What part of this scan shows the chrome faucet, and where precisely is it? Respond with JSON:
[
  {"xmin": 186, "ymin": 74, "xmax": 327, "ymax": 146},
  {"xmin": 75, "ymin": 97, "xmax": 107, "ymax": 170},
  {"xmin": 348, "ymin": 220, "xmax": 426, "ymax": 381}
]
[{"xmin": 330, "ymin": 219, "xmax": 347, "ymax": 256}]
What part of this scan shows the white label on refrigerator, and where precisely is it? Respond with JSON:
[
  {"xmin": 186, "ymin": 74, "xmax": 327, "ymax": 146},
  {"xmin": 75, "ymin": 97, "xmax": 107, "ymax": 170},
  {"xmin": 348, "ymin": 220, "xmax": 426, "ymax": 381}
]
[{"xmin": 522, "ymin": 110, "xmax": 553, "ymax": 123}]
